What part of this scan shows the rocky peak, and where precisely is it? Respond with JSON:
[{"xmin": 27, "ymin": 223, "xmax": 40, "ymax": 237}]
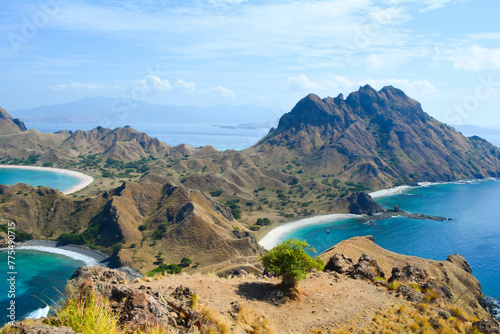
[{"xmin": 0, "ymin": 106, "xmax": 27, "ymax": 135}]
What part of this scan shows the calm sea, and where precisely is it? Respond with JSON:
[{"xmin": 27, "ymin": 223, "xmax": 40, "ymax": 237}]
[
  {"xmin": 0, "ymin": 168, "xmax": 81, "ymax": 193},
  {"xmin": 284, "ymin": 179, "xmax": 500, "ymax": 300}
]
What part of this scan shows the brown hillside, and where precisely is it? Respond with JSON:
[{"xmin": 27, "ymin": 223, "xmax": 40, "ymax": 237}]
[
  {"xmin": 249, "ymin": 85, "xmax": 500, "ymax": 188},
  {"xmin": 0, "ymin": 106, "xmax": 26, "ymax": 135},
  {"xmin": 0, "ymin": 181, "xmax": 264, "ymax": 274}
]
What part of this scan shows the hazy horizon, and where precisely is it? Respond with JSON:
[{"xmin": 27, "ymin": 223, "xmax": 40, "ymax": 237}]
[{"xmin": 1, "ymin": 0, "xmax": 499, "ymax": 129}]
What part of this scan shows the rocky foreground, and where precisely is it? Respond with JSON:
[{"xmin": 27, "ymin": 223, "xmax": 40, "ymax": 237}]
[{"xmin": 3, "ymin": 236, "xmax": 499, "ymax": 334}]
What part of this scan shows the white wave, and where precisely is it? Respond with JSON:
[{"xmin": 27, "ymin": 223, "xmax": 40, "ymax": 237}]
[
  {"xmin": 258, "ymin": 214, "xmax": 362, "ymax": 250},
  {"xmin": 24, "ymin": 305, "xmax": 50, "ymax": 319},
  {"xmin": 16, "ymin": 246, "xmax": 98, "ymax": 266},
  {"xmin": 369, "ymin": 185, "xmax": 411, "ymax": 198}
]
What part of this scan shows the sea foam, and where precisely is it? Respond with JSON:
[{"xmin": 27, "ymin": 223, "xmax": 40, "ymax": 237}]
[
  {"xmin": 16, "ymin": 246, "xmax": 98, "ymax": 267},
  {"xmin": 24, "ymin": 305, "xmax": 50, "ymax": 319}
]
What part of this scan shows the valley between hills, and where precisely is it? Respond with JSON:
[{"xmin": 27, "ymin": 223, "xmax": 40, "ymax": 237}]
[
  {"xmin": 1, "ymin": 85, "xmax": 499, "ymax": 274},
  {"xmin": 1, "ymin": 86, "xmax": 500, "ymax": 333}
]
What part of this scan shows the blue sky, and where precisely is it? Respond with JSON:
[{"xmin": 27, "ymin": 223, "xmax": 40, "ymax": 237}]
[{"xmin": 1, "ymin": 0, "xmax": 499, "ymax": 127}]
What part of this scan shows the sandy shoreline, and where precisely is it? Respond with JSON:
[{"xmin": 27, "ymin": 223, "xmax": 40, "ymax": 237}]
[
  {"xmin": 0, "ymin": 165, "xmax": 94, "ymax": 194},
  {"xmin": 258, "ymin": 213, "xmax": 363, "ymax": 250},
  {"xmin": 12, "ymin": 240, "xmax": 109, "ymax": 267},
  {"xmin": 258, "ymin": 183, "xmax": 423, "ymax": 250}
]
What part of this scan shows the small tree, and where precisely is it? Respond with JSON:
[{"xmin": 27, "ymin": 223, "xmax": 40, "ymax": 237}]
[{"xmin": 259, "ymin": 238, "xmax": 324, "ymax": 289}]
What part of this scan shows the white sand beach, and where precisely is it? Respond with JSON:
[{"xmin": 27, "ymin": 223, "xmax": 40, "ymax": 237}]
[
  {"xmin": 369, "ymin": 185, "xmax": 412, "ymax": 199},
  {"xmin": 14, "ymin": 240, "xmax": 109, "ymax": 267},
  {"xmin": 16, "ymin": 246, "xmax": 99, "ymax": 267},
  {"xmin": 258, "ymin": 213, "xmax": 363, "ymax": 250},
  {"xmin": 259, "ymin": 183, "xmax": 431, "ymax": 250},
  {"xmin": 0, "ymin": 165, "xmax": 94, "ymax": 194}
]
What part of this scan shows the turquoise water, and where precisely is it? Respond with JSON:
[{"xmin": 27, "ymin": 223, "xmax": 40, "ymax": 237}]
[
  {"xmin": 284, "ymin": 179, "xmax": 500, "ymax": 299},
  {"xmin": 0, "ymin": 250, "xmax": 85, "ymax": 325},
  {"xmin": 0, "ymin": 168, "xmax": 81, "ymax": 193}
]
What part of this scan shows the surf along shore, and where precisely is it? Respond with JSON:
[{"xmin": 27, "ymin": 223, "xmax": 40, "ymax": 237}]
[{"xmin": 0, "ymin": 165, "xmax": 94, "ymax": 194}]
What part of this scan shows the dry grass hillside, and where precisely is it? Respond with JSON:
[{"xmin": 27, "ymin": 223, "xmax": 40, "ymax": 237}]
[
  {"xmin": 0, "ymin": 181, "xmax": 265, "ymax": 274},
  {"xmin": 2, "ymin": 236, "xmax": 497, "ymax": 334}
]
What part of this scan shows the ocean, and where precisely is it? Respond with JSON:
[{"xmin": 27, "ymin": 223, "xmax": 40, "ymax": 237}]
[
  {"xmin": 283, "ymin": 179, "xmax": 500, "ymax": 301},
  {"xmin": 0, "ymin": 168, "xmax": 81, "ymax": 193},
  {"xmin": 1, "ymin": 124, "xmax": 499, "ymax": 324},
  {"xmin": 0, "ymin": 249, "xmax": 89, "ymax": 325}
]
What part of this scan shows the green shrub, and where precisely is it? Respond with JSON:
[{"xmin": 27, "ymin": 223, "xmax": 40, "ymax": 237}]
[
  {"xmin": 255, "ymin": 218, "xmax": 271, "ymax": 226},
  {"xmin": 210, "ymin": 189, "xmax": 223, "ymax": 197},
  {"xmin": 151, "ymin": 222, "xmax": 168, "ymax": 240},
  {"xmin": 147, "ymin": 263, "xmax": 182, "ymax": 277},
  {"xmin": 231, "ymin": 208, "xmax": 241, "ymax": 219},
  {"xmin": 179, "ymin": 257, "xmax": 192, "ymax": 267},
  {"xmin": 112, "ymin": 244, "xmax": 122, "ymax": 255},
  {"xmin": 138, "ymin": 224, "xmax": 148, "ymax": 231},
  {"xmin": 58, "ymin": 233, "xmax": 86, "ymax": 245},
  {"xmin": 259, "ymin": 238, "xmax": 324, "ymax": 288},
  {"xmin": 249, "ymin": 225, "xmax": 260, "ymax": 231}
]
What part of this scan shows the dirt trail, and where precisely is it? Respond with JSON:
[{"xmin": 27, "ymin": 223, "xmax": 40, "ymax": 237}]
[{"xmin": 134, "ymin": 271, "xmax": 401, "ymax": 333}]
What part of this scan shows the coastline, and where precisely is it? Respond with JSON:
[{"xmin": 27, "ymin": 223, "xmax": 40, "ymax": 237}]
[
  {"xmin": 258, "ymin": 182, "xmax": 442, "ymax": 250},
  {"xmin": 13, "ymin": 240, "xmax": 109, "ymax": 267},
  {"xmin": 0, "ymin": 165, "xmax": 94, "ymax": 194},
  {"xmin": 258, "ymin": 213, "xmax": 363, "ymax": 250}
]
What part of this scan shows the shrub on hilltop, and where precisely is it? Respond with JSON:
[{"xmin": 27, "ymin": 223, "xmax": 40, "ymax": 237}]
[{"xmin": 260, "ymin": 238, "xmax": 324, "ymax": 290}]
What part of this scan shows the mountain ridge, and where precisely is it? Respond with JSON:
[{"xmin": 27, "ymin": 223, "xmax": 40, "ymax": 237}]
[{"xmin": 250, "ymin": 85, "xmax": 500, "ymax": 189}]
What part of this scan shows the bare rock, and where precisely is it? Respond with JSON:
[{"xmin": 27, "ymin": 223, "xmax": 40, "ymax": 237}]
[
  {"xmin": 389, "ymin": 265, "xmax": 428, "ymax": 285},
  {"xmin": 347, "ymin": 192, "xmax": 384, "ymax": 215},
  {"xmin": 2, "ymin": 322, "xmax": 79, "ymax": 334},
  {"xmin": 349, "ymin": 254, "xmax": 385, "ymax": 280},
  {"xmin": 472, "ymin": 319, "xmax": 499, "ymax": 334},
  {"xmin": 446, "ymin": 254, "xmax": 472, "ymax": 274},
  {"xmin": 324, "ymin": 253, "xmax": 354, "ymax": 274},
  {"xmin": 120, "ymin": 291, "xmax": 169, "ymax": 330},
  {"xmin": 397, "ymin": 285, "xmax": 424, "ymax": 303},
  {"xmin": 69, "ymin": 266, "xmax": 128, "ymax": 285}
]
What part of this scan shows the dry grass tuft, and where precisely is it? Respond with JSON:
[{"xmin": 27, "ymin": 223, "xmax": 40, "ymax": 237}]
[{"xmin": 236, "ymin": 304, "xmax": 276, "ymax": 334}]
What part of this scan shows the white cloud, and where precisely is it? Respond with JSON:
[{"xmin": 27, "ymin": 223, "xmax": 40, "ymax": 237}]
[
  {"xmin": 419, "ymin": 0, "xmax": 452, "ymax": 13},
  {"xmin": 467, "ymin": 33, "xmax": 500, "ymax": 41},
  {"xmin": 210, "ymin": 85, "xmax": 236, "ymax": 99},
  {"xmin": 452, "ymin": 46, "xmax": 500, "ymax": 71},
  {"xmin": 136, "ymin": 75, "xmax": 172, "ymax": 93},
  {"xmin": 175, "ymin": 79, "xmax": 196, "ymax": 92},
  {"xmin": 365, "ymin": 53, "xmax": 383, "ymax": 71},
  {"xmin": 329, "ymin": 75, "xmax": 436, "ymax": 95},
  {"xmin": 49, "ymin": 82, "xmax": 105, "ymax": 91},
  {"xmin": 288, "ymin": 75, "xmax": 325, "ymax": 91}
]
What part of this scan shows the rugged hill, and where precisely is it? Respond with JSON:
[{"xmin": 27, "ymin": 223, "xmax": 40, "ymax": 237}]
[
  {"xmin": 249, "ymin": 85, "xmax": 500, "ymax": 189},
  {"xmin": 4, "ymin": 237, "xmax": 497, "ymax": 333},
  {"xmin": 0, "ymin": 125, "xmax": 199, "ymax": 163},
  {"xmin": 0, "ymin": 181, "xmax": 264, "ymax": 274},
  {"xmin": 0, "ymin": 107, "xmax": 26, "ymax": 135}
]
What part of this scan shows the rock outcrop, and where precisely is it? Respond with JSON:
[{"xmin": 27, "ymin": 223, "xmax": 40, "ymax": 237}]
[
  {"xmin": 0, "ymin": 107, "xmax": 26, "ymax": 135},
  {"xmin": 321, "ymin": 236, "xmax": 491, "ymax": 319}
]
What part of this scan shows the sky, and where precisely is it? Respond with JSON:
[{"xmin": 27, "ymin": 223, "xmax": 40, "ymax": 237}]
[{"xmin": 1, "ymin": 0, "xmax": 499, "ymax": 127}]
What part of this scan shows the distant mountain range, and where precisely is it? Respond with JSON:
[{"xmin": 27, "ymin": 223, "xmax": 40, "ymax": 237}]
[{"xmin": 10, "ymin": 97, "xmax": 278, "ymax": 126}]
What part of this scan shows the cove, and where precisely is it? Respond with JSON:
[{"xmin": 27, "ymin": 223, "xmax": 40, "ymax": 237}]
[
  {"xmin": 0, "ymin": 166, "xmax": 93, "ymax": 194},
  {"xmin": 283, "ymin": 179, "xmax": 500, "ymax": 299}
]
